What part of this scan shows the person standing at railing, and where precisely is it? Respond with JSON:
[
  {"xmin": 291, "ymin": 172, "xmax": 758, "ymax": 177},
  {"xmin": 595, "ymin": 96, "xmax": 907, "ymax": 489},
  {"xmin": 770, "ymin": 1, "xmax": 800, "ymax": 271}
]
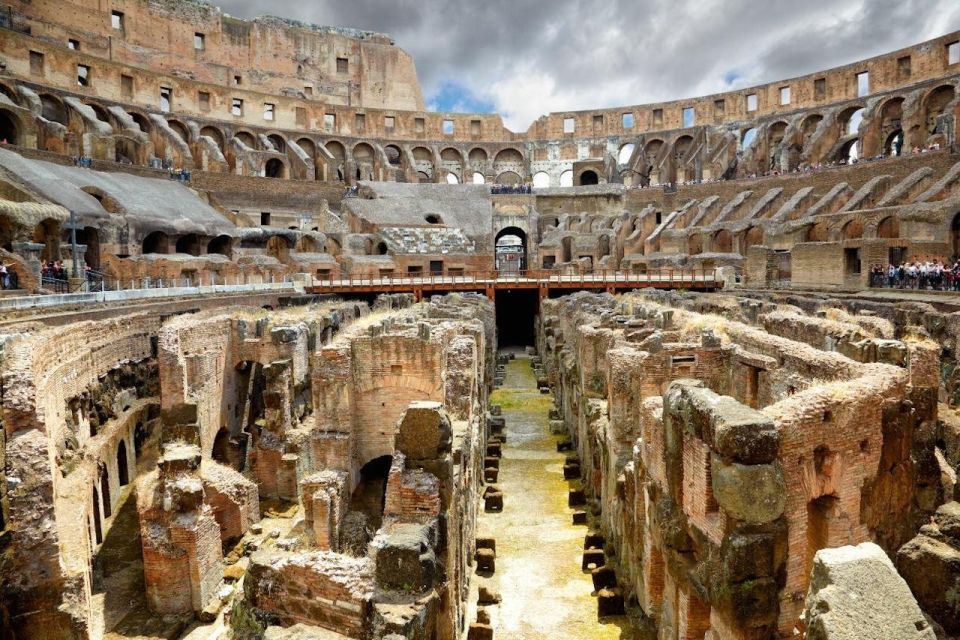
[{"xmin": 0, "ymin": 262, "xmax": 8, "ymax": 290}]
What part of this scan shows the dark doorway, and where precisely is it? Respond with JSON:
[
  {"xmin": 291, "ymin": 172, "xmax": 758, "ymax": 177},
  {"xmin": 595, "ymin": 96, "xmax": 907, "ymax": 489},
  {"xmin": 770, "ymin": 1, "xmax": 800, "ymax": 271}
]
[
  {"xmin": 265, "ymin": 158, "xmax": 285, "ymax": 178},
  {"xmin": 0, "ymin": 111, "xmax": 18, "ymax": 145},
  {"xmin": 495, "ymin": 289, "xmax": 539, "ymax": 347},
  {"xmin": 92, "ymin": 487, "xmax": 103, "ymax": 545},
  {"xmin": 579, "ymin": 170, "xmax": 599, "ymax": 185},
  {"xmin": 117, "ymin": 441, "xmax": 129, "ymax": 487}
]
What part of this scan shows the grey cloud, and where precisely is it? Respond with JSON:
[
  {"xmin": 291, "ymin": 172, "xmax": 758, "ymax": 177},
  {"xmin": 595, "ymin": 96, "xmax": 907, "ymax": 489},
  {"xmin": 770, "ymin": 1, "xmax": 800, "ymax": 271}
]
[{"xmin": 214, "ymin": 0, "xmax": 960, "ymax": 130}]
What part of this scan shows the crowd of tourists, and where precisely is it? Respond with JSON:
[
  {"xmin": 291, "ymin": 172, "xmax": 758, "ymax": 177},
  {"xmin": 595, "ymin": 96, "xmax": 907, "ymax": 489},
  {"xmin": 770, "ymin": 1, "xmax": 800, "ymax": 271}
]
[
  {"xmin": 72, "ymin": 155, "xmax": 94, "ymax": 168},
  {"xmin": 869, "ymin": 257, "xmax": 960, "ymax": 290},
  {"xmin": 167, "ymin": 167, "xmax": 192, "ymax": 183},
  {"xmin": 490, "ymin": 183, "xmax": 533, "ymax": 195}
]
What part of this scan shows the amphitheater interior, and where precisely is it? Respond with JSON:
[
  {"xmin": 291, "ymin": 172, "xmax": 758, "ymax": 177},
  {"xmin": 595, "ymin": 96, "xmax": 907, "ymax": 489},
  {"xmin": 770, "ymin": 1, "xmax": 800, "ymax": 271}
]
[{"xmin": 1, "ymin": 3, "xmax": 960, "ymax": 640}]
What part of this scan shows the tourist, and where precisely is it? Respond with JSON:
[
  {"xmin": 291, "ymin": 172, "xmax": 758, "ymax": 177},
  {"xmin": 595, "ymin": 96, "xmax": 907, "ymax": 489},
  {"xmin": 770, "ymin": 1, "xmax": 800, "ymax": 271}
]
[
  {"xmin": 887, "ymin": 263, "xmax": 897, "ymax": 288},
  {"xmin": 0, "ymin": 262, "xmax": 8, "ymax": 289}
]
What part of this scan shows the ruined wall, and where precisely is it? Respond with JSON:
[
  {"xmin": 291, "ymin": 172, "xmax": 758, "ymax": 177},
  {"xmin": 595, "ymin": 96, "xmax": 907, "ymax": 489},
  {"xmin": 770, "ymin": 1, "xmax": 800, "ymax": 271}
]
[{"xmin": 537, "ymin": 291, "xmax": 940, "ymax": 638}]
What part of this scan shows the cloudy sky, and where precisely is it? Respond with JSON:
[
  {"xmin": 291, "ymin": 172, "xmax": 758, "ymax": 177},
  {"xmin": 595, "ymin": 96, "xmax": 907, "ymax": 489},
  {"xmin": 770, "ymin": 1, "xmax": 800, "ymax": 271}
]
[{"xmin": 215, "ymin": 0, "xmax": 960, "ymax": 132}]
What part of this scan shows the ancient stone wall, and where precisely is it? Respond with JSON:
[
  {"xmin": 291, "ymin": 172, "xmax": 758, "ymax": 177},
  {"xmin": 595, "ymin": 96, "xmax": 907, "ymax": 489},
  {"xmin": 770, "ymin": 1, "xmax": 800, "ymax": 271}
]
[{"xmin": 537, "ymin": 291, "xmax": 941, "ymax": 638}]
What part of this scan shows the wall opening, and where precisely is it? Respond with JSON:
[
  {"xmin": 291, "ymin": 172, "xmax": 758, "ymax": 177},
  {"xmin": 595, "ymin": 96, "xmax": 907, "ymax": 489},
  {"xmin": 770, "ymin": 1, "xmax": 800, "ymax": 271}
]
[{"xmin": 495, "ymin": 289, "xmax": 539, "ymax": 347}]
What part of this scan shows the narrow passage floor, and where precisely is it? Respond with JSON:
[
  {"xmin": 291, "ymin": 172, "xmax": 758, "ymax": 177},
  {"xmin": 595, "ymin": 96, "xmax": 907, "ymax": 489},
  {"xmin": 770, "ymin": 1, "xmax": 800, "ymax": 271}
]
[{"xmin": 474, "ymin": 353, "xmax": 641, "ymax": 639}]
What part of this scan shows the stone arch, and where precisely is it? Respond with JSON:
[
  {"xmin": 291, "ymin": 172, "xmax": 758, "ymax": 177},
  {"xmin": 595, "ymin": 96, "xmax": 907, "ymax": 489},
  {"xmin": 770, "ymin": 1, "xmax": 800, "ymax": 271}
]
[
  {"xmin": 208, "ymin": 235, "xmax": 232, "ymax": 257},
  {"xmin": 129, "ymin": 111, "xmax": 152, "ymax": 134},
  {"xmin": 495, "ymin": 226, "xmax": 527, "ymax": 272},
  {"xmin": 32, "ymin": 218, "xmax": 60, "ymax": 263},
  {"xmin": 618, "ymin": 143, "xmax": 636, "ymax": 165},
  {"xmin": 839, "ymin": 106, "xmax": 865, "ymax": 137},
  {"xmin": 472, "ymin": 172, "xmax": 486, "ymax": 184},
  {"xmin": 744, "ymin": 226, "xmax": 764, "ymax": 249},
  {"xmin": 264, "ymin": 157, "xmax": 287, "ymax": 179},
  {"xmin": 266, "ymin": 235, "xmax": 292, "ymax": 261},
  {"xmin": 495, "ymin": 171, "xmax": 522, "ymax": 185},
  {"xmin": 167, "ymin": 119, "xmax": 190, "ymax": 143},
  {"xmin": 468, "ymin": 148, "xmax": 488, "ymax": 165},
  {"xmin": 876, "ymin": 216, "xmax": 899, "ymax": 239},
  {"xmin": 579, "ymin": 170, "xmax": 599, "ymax": 185},
  {"xmin": 39, "ymin": 94, "xmax": 68, "ymax": 125},
  {"xmin": 494, "ymin": 148, "xmax": 523, "ymax": 165},
  {"xmin": 0, "ymin": 109, "xmax": 21, "ymax": 145},
  {"xmin": 200, "ymin": 125, "xmax": 226, "ymax": 152},
  {"xmin": 297, "ymin": 137, "xmax": 316, "ymax": 159},
  {"xmin": 688, "ymin": 233, "xmax": 703, "ymax": 255},
  {"xmin": 0, "ymin": 81, "xmax": 18, "ymax": 106},
  {"xmin": 267, "ymin": 133, "xmax": 286, "ymax": 154},
  {"xmin": 741, "ymin": 127, "xmax": 758, "ymax": 150},
  {"xmin": 117, "ymin": 440, "xmax": 129, "ymax": 487},
  {"xmin": 85, "ymin": 102, "xmax": 111, "ymax": 125},
  {"xmin": 440, "ymin": 147, "xmax": 462, "ymax": 163},
  {"xmin": 841, "ymin": 218, "xmax": 863, "ymax": 240},
  {"xmin": 384, "ymin": 144, "xmax": 402, "ymax": 166},
  {"xmin": 325, "ymin": 236, "xmax": 342, "ymax": 256},
  {"xmin": 234, "ymin": 130, "xmax": 257, "ymax": 149},
  {"xmin": 175, "ymin": 233, "xmax": 201, "ymax": 256},
  {"xmin": 296, "ymin": 235, "xmax": 319, "ymax": 252},
  {"xmin": 807, "ymin": 220, "xmax": 830, "ymax": 242},
  {"xmin": 713, "ymin": 228, "xmax": 733, "ymax": 253},
  {"xmin": 559, "ymin": 170, "xmax": 574, "ymax": 187},
  {"xmin": 922, "ymin": 84, "xmax": 955, "ymax": 138},
  {"xmin": 76, "ymin": 226, "xmax": 100, "ymax": 269},
  {"xmin": 142, "ymin": 230, "xmax": 170, "ymax": 255},
  {"xmin": 353, "ymin": 142, "xmax": 375, "ymax": 161},
  {"xmin": 532, "ymin": 171, "xmax": 550, "ymax": 188}
]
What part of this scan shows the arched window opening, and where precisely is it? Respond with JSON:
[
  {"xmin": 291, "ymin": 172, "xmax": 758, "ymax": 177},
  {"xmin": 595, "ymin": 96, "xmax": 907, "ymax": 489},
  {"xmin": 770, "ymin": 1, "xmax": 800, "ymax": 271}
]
[
  {"xmin": 200, "ymin": 126, "xmax": 225, "ymax": 152},
  {"xmin": 167, "ymin": 120, "xmax": 190, "ymax": 144},
  {"xmin": 532, "ymin": 172, "xmax": 550, "ymax": 188},
  {"xmin": 469, "ymin": 148, "xmax": 488, "ymax": 164},
  {"xmin": 618, "ymin": 143, "xmax": 636, "ymax": 165},
  {"xmin": 579, "ymin": 170, "xmax": 599, "ymax": 186},
  {"xmin": 842, "ymin": 219, "xmax": 863, "ymax": 240},
  {"xmin": 142, "ymin": 231, "xmax": 170, "ymax": 255},
  {"xmin": 877, "ymin": 216, "xmax": 899, "ymax": 239},
  {"xmin": 559, "ymin": 170, "xmax": 574, "ymax": 187},
  {"xmin": 445, "ymin": 172, "xmax": 460, "ymax": 184},
  {"xmin": 40, "ymin": 95, "xmax": 68, "ymax": 125},
  {"xmin": 714, "ymin": 229, "xmax": 733, "ymax": 253},
  {"xmin": 425, "ymin": 214, "xmax": 442, "ymax": 225},
  {"xmin": 385, "ymin": 145, "xmax": 401, "ymax": 166},
  {"xmin": 175, "ymin": 233, "xmax": 201, "ymax": 256},
  {"xmin": 495, "ymin": 227, "xmax": 527, "ymax": 273},
  {"xmin": 235, "ymin": 131, "xmax": 256, "ymax": 149},
  {"xmin": 741, "ymin": 128, "xmax": 758, "ymax": 150},
  {"xmin": 266, "ymin": 235, "xmax": 292, "ymax": 261},
  {"xmin": 265, "ymin": 158, "xmax": 285, "ymax": 179},
  {"xmin": 268, "ymin": 134, "xmax": 286, "ymax": 154},
  {"xmin": 885, "ymin": 129, "xmax": 904, "ymax": 156},
  {"xmin": 472, "ymin": 172, "xmax": 486, "ymax": 184},
  {"xmin": 208, "ymin": 235, "xmax": 233, "ymax": 257}
]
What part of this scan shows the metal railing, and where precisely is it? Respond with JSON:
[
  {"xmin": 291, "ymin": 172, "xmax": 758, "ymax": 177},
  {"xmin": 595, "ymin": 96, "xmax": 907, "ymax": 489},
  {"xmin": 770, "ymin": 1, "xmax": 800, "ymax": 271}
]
[{"xmin": 307, "ymin": 268, "xmax": 721, "ymax": 289}]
